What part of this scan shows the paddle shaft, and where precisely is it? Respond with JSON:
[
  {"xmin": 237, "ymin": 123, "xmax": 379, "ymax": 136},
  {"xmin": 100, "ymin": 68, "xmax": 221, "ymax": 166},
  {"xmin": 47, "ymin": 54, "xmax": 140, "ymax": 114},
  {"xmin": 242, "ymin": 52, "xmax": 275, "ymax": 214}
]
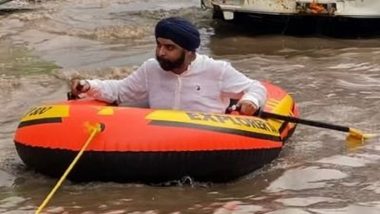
[{"xmin": 261, "ymin": 111, "xmax": 350, "ymax": 133}]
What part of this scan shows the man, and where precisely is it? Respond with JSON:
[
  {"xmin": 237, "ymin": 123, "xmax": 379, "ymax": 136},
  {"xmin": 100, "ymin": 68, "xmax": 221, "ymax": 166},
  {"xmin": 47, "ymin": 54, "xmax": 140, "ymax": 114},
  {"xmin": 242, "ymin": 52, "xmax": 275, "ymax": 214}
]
[{"xmin": 71, "ymin": 17, "xmax": 266, "ymax": 115}]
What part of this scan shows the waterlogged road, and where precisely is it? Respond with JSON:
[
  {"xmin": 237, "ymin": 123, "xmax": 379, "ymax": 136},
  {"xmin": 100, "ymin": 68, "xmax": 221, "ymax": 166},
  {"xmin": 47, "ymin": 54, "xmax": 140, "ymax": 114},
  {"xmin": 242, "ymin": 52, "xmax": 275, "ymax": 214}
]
[{"xmin": 1, "ymin": 0, "xmax": 380, "ymax": 213}]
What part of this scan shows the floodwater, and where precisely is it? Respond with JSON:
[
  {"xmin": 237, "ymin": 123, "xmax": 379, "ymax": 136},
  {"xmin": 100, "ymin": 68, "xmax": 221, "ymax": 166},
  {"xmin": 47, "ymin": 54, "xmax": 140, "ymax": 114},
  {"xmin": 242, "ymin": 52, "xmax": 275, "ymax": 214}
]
[{"xmin": 1, "ymin": 0, "xmax": 380, "ymax": 213}]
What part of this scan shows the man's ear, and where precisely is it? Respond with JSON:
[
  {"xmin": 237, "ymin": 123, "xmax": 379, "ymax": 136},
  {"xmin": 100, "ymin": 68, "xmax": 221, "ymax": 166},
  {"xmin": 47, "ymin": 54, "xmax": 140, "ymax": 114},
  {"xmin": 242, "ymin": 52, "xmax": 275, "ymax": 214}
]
[{"xmin": 186, "ymin": 50, "xmax": 195, "ymax": 57}]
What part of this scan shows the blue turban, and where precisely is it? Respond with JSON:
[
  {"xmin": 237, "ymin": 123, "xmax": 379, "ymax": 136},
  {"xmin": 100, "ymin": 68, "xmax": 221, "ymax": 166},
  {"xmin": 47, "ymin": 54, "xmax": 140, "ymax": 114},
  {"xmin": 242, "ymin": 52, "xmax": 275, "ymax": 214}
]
[{"xmin": 155, "ymin": 17, "xmax": 200, "ymax": 51}]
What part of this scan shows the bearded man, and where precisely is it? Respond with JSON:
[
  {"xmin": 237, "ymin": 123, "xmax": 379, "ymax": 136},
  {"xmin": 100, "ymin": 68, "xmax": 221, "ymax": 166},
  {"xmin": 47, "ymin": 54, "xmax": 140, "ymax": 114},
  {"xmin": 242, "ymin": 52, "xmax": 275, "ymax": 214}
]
[{"xmin": 71, "ymin": 17, "xmax": 266, "ymax": 115}]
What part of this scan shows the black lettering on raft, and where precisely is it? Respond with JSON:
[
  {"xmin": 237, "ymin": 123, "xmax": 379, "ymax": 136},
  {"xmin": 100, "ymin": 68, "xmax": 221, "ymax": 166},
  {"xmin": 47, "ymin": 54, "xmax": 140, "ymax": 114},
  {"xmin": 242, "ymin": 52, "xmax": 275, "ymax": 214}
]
[
  {"xmin": 186, "ymin": 112, "xmax": 203, "ymax": 121},
  {"xmin": 185, "ymin": 112, "xmax": 277, "ymax": 132},
  {"xmin": 201, "ymin": 113, "xmax": 219, "ymax": 122},
  {"xmin": 24, "ymin": 106, "xmax": 53, "ymax": 117}
]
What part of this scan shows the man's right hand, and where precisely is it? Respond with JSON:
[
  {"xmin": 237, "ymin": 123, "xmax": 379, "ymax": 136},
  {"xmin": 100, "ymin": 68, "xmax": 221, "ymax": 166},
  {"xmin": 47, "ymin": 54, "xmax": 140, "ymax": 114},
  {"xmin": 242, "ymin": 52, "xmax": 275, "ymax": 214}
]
[{"xmin": 70, "ymin": 78, "xmax": 90, "ymax": 97}]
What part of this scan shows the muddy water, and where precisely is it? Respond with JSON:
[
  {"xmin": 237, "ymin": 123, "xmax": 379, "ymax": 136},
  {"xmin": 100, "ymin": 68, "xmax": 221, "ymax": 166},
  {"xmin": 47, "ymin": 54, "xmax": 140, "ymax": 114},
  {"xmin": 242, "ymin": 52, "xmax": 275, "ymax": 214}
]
[{"xmin": 1, "ymin": 0, "xmax": 380, "ymax": 213}]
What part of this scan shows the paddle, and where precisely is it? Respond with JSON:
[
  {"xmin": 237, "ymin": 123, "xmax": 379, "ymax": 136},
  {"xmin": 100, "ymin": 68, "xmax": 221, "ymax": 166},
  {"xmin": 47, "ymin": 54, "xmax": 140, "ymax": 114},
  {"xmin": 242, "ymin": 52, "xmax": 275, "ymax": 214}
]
[
  {"xmin": 259, "ymin": 111, "xmax": 371, "ymax": 140},
  {"xmin": 229, "ymin": 104, "xmax": 373, "ymax": 141}
]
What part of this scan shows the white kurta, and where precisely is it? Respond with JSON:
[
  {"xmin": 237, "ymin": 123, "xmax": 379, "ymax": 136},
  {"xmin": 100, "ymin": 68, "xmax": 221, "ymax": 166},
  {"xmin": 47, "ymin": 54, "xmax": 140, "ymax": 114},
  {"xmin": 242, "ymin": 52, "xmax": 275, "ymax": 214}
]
[{"xmin": 86, "ymin": 54, "xmax": 267, "ymax": 113}]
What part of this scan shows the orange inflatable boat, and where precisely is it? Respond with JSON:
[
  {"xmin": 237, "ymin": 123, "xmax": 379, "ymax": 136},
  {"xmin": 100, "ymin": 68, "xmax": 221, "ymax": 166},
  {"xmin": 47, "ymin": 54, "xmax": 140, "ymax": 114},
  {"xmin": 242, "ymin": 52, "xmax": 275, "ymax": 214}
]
[{"xmin": 14, "ymin": 82, "xmax": 298, "ymax": 183}]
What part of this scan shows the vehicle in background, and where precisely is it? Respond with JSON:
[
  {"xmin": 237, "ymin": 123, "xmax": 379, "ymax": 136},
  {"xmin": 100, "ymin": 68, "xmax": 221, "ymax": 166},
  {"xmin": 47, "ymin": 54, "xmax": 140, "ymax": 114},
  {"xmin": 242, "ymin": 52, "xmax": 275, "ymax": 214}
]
[
  {"xmin": 201, "ymin": 0, "xmax": 380, "ymax": 36},
  {"xmin": 201, "ymin": 0, "xmax": 380, "ymax": 20}
]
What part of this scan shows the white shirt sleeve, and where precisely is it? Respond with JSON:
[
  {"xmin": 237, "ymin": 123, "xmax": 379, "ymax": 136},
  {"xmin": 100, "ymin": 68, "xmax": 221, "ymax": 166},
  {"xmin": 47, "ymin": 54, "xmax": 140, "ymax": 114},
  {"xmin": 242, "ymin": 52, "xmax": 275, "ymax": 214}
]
[
  {"xmin": 86, "ymin": 63, "xmax": 149, "ymax": 104},
  {"xmin": 220, "ymin": 61, "xmax": 267, "ymax": 108}
]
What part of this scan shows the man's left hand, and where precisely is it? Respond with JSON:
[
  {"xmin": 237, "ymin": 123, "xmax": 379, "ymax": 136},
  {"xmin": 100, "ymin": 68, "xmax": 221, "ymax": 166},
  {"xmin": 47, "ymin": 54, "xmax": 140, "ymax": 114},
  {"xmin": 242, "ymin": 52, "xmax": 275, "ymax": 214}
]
[{"xmin": 238, "ymin": 100, "xmax": 258, "ymax": 116}]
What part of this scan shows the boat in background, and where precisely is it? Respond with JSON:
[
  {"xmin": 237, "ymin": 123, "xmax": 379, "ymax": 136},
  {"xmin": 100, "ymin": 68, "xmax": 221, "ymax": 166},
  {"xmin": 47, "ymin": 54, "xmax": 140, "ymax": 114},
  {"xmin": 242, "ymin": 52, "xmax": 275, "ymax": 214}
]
[
  {"xmin": 14, "ymin": 82, "xmax": 298, "ymax": 183},
  {"xmin": 202, "ymin": 0, "xmax": 380, "ymax": 36}
]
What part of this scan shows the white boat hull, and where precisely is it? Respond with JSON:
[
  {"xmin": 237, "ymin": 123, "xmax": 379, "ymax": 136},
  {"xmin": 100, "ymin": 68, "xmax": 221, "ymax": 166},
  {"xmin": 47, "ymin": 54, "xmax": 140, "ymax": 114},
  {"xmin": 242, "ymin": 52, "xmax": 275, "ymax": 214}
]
[{"xmin": 202, "ymin": 0, "xmax": 380, "ymax": 20}]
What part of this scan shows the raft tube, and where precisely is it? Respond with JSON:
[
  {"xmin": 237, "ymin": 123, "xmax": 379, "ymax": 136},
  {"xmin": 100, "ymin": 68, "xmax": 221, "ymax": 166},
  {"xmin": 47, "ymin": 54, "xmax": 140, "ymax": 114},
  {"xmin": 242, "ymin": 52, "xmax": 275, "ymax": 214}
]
[{"xmin": 14, "ymin": 82, "xmax": 298, "ymax": 183}]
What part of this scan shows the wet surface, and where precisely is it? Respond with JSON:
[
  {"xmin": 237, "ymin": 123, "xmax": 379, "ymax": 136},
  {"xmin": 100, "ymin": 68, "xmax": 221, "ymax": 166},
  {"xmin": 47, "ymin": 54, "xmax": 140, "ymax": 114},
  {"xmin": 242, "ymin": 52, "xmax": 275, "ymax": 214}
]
[{"xmin": 1, "ymin": 0, "xmax": 380, "ymax": 213}]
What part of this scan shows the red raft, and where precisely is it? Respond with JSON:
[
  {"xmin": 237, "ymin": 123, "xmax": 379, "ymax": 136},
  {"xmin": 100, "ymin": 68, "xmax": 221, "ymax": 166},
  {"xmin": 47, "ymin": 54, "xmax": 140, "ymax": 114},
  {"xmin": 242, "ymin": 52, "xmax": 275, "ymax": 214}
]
[{"xmin": 14, "ymin": 82, "xmax": 298, "ymax": 183}]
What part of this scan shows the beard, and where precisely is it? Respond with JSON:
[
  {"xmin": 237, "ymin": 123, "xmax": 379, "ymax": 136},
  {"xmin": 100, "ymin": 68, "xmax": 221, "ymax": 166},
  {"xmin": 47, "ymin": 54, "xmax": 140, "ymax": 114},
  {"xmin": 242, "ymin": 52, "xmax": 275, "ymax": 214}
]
[{"xmin": 156, "ymin": 51, "xmax": 186, "ymax": 71}]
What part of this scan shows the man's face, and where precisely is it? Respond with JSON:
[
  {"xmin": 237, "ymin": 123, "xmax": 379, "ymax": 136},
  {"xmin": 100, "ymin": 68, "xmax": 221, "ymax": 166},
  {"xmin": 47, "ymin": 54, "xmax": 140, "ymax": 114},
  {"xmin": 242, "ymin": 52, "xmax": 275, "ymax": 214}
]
[{"xmin": 155, "ymin": 38, "xmax": 186, "ymax": 71}]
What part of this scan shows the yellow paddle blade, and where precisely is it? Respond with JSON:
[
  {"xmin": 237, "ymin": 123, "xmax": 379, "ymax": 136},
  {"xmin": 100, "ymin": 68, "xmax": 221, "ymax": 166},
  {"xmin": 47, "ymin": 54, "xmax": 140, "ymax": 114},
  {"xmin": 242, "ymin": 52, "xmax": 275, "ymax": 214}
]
[
  {"xmin": 345, "ymin": 134, "xmax": 364, "ymax": 151},
  {"xmin": 346, "ymin": 128, "xmax": 378, "ymax": 151},
  {"xmin": 348, "ymin": 128, "xmax": 373, "ymax": 140}
]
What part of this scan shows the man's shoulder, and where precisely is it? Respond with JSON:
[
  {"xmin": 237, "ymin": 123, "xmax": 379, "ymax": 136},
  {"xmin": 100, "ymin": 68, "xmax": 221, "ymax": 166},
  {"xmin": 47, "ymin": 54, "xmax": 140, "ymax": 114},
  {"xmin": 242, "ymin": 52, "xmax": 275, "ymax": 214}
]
[
  {"xmin": 144, "ymin": 58, "xmax": 160, "ymax": 67},
  {"xmin": 196, "ymin": 53, "xmax": 229, "ymax": 67},
  {"xmin": 138, "ymin": 58, "xmax": 162, "ymax": 71}
]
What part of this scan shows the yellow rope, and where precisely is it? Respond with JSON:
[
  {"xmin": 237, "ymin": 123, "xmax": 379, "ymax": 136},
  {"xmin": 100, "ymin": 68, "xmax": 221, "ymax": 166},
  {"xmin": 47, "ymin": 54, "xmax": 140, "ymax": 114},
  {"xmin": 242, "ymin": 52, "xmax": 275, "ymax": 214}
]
[{"xmin": 35, "ymin": 123, "xmax": 102, "ymax": 214}]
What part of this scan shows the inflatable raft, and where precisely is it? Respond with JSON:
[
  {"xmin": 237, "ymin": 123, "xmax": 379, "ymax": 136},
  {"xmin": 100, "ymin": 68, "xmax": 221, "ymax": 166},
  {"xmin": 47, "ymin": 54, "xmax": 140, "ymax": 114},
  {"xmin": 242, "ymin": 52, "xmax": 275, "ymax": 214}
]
[{"xmin": 14, "ymin": 82, "xmax": 298, "ymax": 183}]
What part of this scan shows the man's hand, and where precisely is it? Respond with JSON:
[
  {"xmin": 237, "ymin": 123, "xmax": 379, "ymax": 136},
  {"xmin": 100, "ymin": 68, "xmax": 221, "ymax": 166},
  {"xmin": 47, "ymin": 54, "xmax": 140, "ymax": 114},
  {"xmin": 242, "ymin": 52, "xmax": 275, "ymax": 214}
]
[
  {"xmin": 70, "ymin": 78, "xmax": 90, "ymax": 97},
  {"xmin": 238, "ymin": 100, "xmax": 258, "ymax": 116}
]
